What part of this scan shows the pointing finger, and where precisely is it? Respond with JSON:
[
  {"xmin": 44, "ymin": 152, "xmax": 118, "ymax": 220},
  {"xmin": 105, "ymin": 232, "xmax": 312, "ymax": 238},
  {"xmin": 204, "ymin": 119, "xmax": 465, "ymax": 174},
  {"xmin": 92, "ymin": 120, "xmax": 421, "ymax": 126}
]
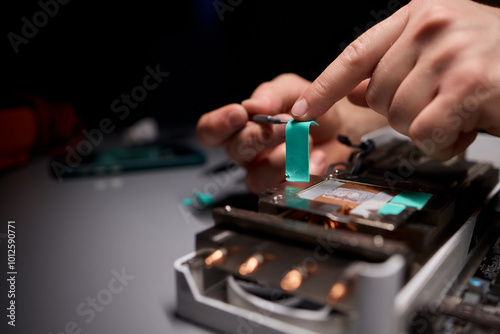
[{"xmin": 291, "ymin": 5, "xmax": 409, "ymax": 121}]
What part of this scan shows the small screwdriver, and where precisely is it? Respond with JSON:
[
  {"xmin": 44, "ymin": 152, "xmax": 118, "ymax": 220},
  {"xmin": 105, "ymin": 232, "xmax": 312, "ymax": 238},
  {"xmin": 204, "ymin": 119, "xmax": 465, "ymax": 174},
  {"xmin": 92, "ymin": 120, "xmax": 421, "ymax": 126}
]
[{"xmin": 250, "ymin": 115, "xmax": 289, "ymax": 124}]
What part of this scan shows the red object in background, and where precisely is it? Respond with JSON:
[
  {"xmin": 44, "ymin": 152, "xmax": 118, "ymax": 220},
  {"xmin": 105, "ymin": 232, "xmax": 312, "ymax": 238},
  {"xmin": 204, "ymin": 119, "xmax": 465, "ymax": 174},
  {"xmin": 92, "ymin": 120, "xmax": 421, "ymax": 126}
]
[{"xmin": 0, "ymin": 93, "xmax": 84, "ymax": 170}]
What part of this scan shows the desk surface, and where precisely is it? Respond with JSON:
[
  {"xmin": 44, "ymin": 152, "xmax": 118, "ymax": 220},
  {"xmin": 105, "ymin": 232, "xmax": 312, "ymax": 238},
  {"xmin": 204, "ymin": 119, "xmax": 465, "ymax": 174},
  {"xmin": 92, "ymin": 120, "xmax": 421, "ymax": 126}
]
[
  {"xmin": 1, "ymin": 133, "xmax": 499, "ymax": 334},
  {"xmin": 0, "ymin": 140, "xmax": 254, "ymax": 334}
]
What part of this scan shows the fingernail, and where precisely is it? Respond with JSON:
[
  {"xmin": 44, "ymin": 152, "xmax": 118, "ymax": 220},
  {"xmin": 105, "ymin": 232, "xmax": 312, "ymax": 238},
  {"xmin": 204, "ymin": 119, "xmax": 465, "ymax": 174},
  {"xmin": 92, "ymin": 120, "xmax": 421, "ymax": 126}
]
[
  {"xmin": 291, "ymin": 98, "xmax": 308, "ymax": 118},
  {"xmin": 228, "ymin": 107, "xmax": 247, "ymax": 128}
]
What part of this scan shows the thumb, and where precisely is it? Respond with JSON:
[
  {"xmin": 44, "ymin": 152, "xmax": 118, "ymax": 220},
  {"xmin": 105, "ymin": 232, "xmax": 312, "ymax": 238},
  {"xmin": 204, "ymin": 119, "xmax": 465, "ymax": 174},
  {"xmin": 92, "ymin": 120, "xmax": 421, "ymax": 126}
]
[{"xmin": 347, "ymin": 79, "xmax": 371, "ymax": 108}]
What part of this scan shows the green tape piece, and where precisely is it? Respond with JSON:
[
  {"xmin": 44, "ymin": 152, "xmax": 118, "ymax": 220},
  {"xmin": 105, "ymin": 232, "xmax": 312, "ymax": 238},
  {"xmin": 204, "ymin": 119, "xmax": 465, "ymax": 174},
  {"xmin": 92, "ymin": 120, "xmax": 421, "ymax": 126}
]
[
  {"xmin": 182, "ymin": 198, "xmax": 194, "ymax": 206},
  {"xmin": 378, "ymin": 202, "xmax": 406, "ymax": 215},
  {"xmin": 285, "ymin": 119, "xmax": 318, "ymax": 182},
  {"xmin": 390, "ymin": 190, "xmax": 433, "ymax": 209},
  {"xmin": 194, "ymin": 192, "xmax": 216, "ymax": 206}
]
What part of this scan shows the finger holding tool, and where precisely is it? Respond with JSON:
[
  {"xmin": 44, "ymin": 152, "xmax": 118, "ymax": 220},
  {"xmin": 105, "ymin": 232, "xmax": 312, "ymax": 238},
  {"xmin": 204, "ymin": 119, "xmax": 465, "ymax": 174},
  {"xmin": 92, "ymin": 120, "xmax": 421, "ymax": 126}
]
[
  {"xmin": 249, "ymin": 114, "xmax": 291, "ymax": 143},
  {"xmin": 197, "ymin": 104, "xmax": 248, "ymax": 147},
  {"xmin": 224, "ymin": 114, "xmax": 291, "ymax": 166}
]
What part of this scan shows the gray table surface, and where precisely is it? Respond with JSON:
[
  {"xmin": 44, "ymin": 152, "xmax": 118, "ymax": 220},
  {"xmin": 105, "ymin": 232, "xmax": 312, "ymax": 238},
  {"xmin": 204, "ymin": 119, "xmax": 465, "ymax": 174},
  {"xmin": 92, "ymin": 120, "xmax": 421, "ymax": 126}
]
[
  {"xmin": 1, "ymin": 132, "xmax": 499, "ymax": 334},
  {"xmin": 0, "ymin": 139, "xmax": 253, "ymax": 334}
]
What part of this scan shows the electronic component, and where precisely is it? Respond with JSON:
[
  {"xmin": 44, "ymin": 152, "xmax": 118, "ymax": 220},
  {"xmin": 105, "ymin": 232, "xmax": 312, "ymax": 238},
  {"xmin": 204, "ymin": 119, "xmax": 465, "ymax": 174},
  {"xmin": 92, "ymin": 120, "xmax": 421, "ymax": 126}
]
[
  {"xmin": 412, "ymin": 195, "xmax": 500, "ymax": 333},
  {"xmin": 175, "ymin": 130, "xmax": 499, "ymax": 334}
]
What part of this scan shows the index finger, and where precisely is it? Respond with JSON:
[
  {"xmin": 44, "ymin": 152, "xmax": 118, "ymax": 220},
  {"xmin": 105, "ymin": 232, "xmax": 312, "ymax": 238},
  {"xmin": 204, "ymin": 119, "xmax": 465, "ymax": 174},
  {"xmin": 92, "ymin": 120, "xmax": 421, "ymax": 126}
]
[
  {"xmin": 242, "ymin": 73, "xmax": 311, "ymax": 115},
  {"xmin": 196, "ymin": 103, "xmax": 248, "ymax": 147},
  {"xmin": 291, "ymin": 5, "xmax": 410, "ymax": 121}
]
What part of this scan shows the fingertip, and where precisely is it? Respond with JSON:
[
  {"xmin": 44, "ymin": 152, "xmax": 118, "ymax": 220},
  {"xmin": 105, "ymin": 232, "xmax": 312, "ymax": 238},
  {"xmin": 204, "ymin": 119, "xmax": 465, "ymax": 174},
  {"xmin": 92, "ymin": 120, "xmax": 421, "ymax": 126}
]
[
  {"xmin": 196, "ymin": 113, "xmax": 217, "ymax": 147},
  {"xmin": 196, "ymin": 104, "xmax": 248, "ymax": 147},
  {"xmin": 291, "ymin": 98, "xmax": 308, "ymax": 119},
  {"xmin": 241, "ymin": 97, "xmax": 271, "ymax": 114},
  {"xmin": 228, "ymin": 105, "xmax": 248, "ymax": 128}
]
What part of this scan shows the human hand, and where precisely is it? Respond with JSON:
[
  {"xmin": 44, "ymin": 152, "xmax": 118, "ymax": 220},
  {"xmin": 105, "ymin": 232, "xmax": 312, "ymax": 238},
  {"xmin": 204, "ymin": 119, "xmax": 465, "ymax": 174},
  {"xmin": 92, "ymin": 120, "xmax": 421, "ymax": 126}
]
[
  {"xmin": 197, "ymin": 73, "xmax": 386, "ymax": 194},
  {"xmin": 291, "ymin": 0, "xmax": 500, "ymax": 160}
]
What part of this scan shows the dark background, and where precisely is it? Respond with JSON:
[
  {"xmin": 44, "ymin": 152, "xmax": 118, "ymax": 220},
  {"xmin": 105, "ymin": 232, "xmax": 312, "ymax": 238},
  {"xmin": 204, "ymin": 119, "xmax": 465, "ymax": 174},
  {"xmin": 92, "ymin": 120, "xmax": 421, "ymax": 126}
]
[{"xmin": 0, "ymin": 0, "xmax": 409, "ymax": 136}]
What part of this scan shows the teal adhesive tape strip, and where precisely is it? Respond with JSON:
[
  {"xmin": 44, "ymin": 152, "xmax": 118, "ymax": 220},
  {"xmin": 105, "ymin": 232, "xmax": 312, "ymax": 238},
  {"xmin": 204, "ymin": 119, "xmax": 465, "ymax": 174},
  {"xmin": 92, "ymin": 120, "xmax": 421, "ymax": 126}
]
[
  {"xmin": 285, "ymin": 119, "xmax": 318, "ymax": 182},
  {"xmin": 182, "ymin": 192, "xmax": 216, "ymax": 207},
  {"xmin": 194, "ymin": 192, "xmax": 216, "ymax": 206},
  {"xmin": 390, "ymin": 190, "xmax": 433, "ymax": 209},
  {"xmin": 181, "ymin": 198, "xmax": 194, "ymax": 206},
  {"xmin": 378, "ymin": 202, "xmax": 406, "ymax": 215}
]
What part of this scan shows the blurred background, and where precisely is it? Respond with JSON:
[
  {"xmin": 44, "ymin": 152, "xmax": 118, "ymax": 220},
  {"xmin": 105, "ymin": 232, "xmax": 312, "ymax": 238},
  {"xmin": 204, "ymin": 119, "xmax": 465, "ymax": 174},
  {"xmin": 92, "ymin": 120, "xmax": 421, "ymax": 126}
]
[
  {"xmin": 3, "ymin": 3, "xmax": 500, "ymax": 334},
  {"xmin": 0, "ymin": 0, "xmax": 410, "ymax": 136}
]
